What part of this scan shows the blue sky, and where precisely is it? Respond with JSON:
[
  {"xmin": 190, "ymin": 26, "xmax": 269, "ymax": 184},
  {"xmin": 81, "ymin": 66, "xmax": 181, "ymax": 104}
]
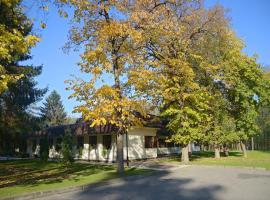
[{"xmin": 25, "ymin": 0, "xmax": 270, "ymax": 117}]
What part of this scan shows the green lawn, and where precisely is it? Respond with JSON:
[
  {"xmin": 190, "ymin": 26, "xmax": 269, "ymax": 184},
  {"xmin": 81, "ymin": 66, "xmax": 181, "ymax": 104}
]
[
  {"xmin": 159, "ymin": 150, "xmax": 270, "ymax": 170},
  {"xmin": 0, "ymin": 160, "xmax": 152, "ymax": 198}
]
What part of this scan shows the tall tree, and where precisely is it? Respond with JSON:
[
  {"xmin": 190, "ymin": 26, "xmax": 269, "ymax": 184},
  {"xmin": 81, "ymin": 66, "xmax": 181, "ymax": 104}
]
[
  {"xmin": 203, "ymin": 92, "xmax": 238, "ymax": 158},
  {"xmin": 40, "ymin": 90, "xmax": 67, "ymax": 126},
  {"xmin": 0, "ymin": 66, "xmax": 46, "ymax": 153},
  {"xmin": 0, "ymin": 0, "xmax": 46, "ymax": 154},
  {"xmin": 256, "ymin": 105, "xmax": 270, "ymax": 150},
  {"xmin": 255, "ymin": 72, "xmax": 270, "ymax": 150},
  {"xmin": 131, "ymin": 1, "xmax": 270, "ymax": 160},
  {"xmin": 223, "ymin": 53, "xmax": 269, "ymax": 157},
  {"xmin": 0, "ymin": 0, "xmax": 39, "ymax": 94},
  {"xmin": 56, "ymin": 0, "xmax": 150, "ymax": 174},
  {"xmin": 130, "ymin": 1, "xmax": 235, "ymax": 162}
]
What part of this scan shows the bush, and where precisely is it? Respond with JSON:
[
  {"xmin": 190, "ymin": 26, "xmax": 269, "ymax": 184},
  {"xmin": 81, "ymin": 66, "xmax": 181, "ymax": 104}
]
[
  {"xmin": 102, "ymin": 148, "xmax": 108, "ymax": 158},
  {"xmin": 78, "ymin": 146, "xmax": 83, "ymax": 158},
  {"xmin": 40, "ymin": 138, "xmax": 49, "ymax": 161},
  {"xmin": 61, "ymin": 128, "xmax": 74, "ymax": 164}
]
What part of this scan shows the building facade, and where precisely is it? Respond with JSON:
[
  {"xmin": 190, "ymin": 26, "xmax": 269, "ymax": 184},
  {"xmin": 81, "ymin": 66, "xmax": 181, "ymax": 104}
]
[{"xmin": 27, "ymin": 122, "xmax": 199, "ymax": 162}]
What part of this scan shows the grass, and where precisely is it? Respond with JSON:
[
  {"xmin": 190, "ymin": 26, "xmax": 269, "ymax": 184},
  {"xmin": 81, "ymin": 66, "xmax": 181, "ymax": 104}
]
[
  {"xmin": 0, "ymin": 159, "xmax": 152, "ymax": 198},
  {"xmin": 159, "ymin": 150, "xmax": 270, "ymax": 170}
]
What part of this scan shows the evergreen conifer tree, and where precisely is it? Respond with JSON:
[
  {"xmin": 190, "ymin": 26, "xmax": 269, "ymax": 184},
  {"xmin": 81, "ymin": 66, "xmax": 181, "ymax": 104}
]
[{"xmin": 41, "ymin": 90, "xmax": 67, "ymax": 126}]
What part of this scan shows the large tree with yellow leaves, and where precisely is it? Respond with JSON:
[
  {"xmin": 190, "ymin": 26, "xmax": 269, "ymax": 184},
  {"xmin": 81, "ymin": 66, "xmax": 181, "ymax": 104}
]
[
  {"xmin": 56, "ymin": 0, "xmax": 150, "ymax": 174},
  {"xmin": 0, "ymin": 0, "xmax": 40, "ymax": 93}
]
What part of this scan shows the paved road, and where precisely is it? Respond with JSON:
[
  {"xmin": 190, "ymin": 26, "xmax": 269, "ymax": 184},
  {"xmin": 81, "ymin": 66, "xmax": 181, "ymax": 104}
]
[{"xmin": 40, "ymin": 166, "xmax": 270, "ymax": 200}]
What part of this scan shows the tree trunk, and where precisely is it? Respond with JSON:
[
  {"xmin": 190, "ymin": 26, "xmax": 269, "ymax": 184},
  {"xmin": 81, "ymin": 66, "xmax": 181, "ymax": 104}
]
[
  {"xmin": 181, "ymin": 145, "xmax": 189, "ymax": 164},
  {"xmin": 251, "ymin": 137, "xmax": 254, "ymax": 151},
  {"xmin": 240, "ymin": 141, "xmax": 247, "ymax": 158},
  {"xmin": 116, "ymin": 134, "xmax": 124, "ymax": 174},
  {"xmin": 214, "ymin": 145, "xmax": 220, "ymax": 159},
  {"xmin": 200, "ymin": 144, "xmax": 204, "ymax": 151},
  {"xmin": 188, "ymin": 142, "xmax": 192, "ymax": 155},
  {"xmin": 125, "ymin": 132, "xmax": 129, "ymax": 167},
  {"xmin": 224, "ymin": 145, "xmax": 229, "ymax": 157},
  {"xmin": 112, "ymin": 49, "xmax": 125, "ymax": 174},
  {"xmin": 237, "ymin": 142, "xmax": 241, "ymax": 151}
]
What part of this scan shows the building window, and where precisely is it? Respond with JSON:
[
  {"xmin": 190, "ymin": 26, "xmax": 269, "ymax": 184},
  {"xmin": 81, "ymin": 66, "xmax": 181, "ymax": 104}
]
[
  {"xmin": 158, "ymin": 138, "xmax": 166, "ymax": 148},
  {"xmin": 167, "ymin": 142, "xmax": 175, "ymax": 148},
  {"xmin": 49, "ymin": 138, "xmax": 54, "ymax": 149},
  {"xmin": 56, "ymin": 137, "xmax": 62, "ymax": 152},
  {"xmin": 145, "ymin": 136, "xmax": 157, "ymax": 148},
  {"xmin": 32, "ymin": 139, "xmax": 37, "ymax": 152},
  {"xmin": 158, "ymin": 138, "xmax": 174, "ymax": 148},
  {"xmin": 89, "ymin": 136, "xmax": 97, "ymax": 149},
  {"xmin": 103, "ymin": 135, "xmax": 112, "ymax": 149},
  {"xmin": 77, "ymin": 136, "xmax": 84, "ymax": 149},
  {"xmin": 40, "ymin": 138, "xmax": 48, "ymax": 151}
]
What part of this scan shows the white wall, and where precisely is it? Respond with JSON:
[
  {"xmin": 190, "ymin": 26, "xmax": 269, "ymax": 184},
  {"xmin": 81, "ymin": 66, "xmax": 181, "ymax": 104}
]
[
  {"xmin": 124, "ymin": 127, "xmax": 158, "ymax": 160},
  {"xmin": 49, "ymin": 137, "xmax": 61, "ymax": 158},
  {"xmin": 27, "ymin": 138, "xmax": 40, "ymax": 157},
  {"xmin": 190, "ymin": 142, "xmax": 200, "ymax": 152},
  {"xmin": 73, "ymin": 127, "xmax": 159, "ymax": 161},
  {"xmin": 80, "ymin": 134, "xmax": 117, "ymax": 162},
  {"xmin": 79, "ymin": 127, "xmax": 159, "ymax": 161}
]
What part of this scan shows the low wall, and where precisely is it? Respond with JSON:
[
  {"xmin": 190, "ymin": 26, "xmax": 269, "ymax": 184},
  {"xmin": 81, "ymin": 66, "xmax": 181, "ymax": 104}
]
[{"xmin": 157, "ymin": 147, "xmax": 181, "ymax": 155}]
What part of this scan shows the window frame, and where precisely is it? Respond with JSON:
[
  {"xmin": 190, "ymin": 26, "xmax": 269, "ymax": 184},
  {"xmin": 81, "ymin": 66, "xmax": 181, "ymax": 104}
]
[
  {"xmin": 102, "ymin": 135, "xmax": 112, "ymax": 150},
  {"xmin": 48, "ymin": 137, "xmax": 54, "ymax": 149},
  {"xmin": 145, "ymin": 136, "xmax": 157, "ymax": 148},
  {"xmin": 55, "ymin": 137, "xmax": 62, "ymax": 152},
  {"xmin": 89, "ymin": 135, "xmax": 97, "ymax": 149},
  {"xmin": 77, "ymin": 136, "xmax": 84, "ymax": 149},
  {"xmin": 157, "ymin": 138, "xmax": 175, "ymax": 148},
  {"xmin": 32, "ymin": 139, "xmax": 37, "ymax": 152}
]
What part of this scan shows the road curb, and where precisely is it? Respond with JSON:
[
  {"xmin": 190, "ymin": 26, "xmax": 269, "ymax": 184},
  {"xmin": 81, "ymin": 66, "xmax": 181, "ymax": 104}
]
[
  {"xmin": 190, "ymin": 164, "xmax": 268, "ymax": 171},
  {"xmin": 134, "ymin": 164, "xmax": 190, "ymax": 171},
  {"xmin": 0, "ymin": 170, "xmax": 161, "ymax": 200}
]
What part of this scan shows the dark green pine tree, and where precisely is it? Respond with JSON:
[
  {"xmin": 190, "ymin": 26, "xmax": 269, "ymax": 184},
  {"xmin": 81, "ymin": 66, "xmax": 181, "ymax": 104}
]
[
  {"xmin": 41, "ymin": 90, "xmax": 67, "ymax": 126},
  {"xmin": 0, "ymin": 0, "xmax": 47, "ymax": 154}
]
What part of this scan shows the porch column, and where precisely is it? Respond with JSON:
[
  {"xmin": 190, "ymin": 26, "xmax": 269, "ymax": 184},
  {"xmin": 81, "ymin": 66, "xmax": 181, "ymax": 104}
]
[
  {"xmin": 97, "ymin": 135, "xmax": 103, "ymax": 161},
  {"xmin": 50, "ymin": 137, "xmax": 57, "ymax": 158},
  {"xmin": 35, "ymin": 138, "xmax": 40, "ymax": 157},
  {"xmin": 83, "ymin": 134, "xmax": 89, "ymax": 160}
]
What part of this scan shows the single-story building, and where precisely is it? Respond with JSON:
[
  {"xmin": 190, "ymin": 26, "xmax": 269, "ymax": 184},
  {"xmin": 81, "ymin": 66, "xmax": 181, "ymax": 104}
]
[{"xmin": 27, "ymin": 121, "xmax": 199, "ymax": 162}]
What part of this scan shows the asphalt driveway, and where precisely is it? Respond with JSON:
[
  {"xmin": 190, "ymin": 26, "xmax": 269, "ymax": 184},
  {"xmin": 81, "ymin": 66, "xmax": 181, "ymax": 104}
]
[{"xmin": 40, "ymin": 165, "xmax": 270, "ymax": 200}]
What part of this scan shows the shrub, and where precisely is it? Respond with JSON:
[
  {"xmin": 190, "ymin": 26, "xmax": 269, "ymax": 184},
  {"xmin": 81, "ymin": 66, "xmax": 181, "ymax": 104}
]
[
  {"xmin": 40, "ymin": 138, "xmax": 49, "ymax": 161},
  {"xmin": 61, "ymin": 128, "xmax": 74, "ymax": 164},
  {"xmin": 102, "ymin": 148, "xmax": 108, "ymax": 158},
  {"xmin": 78, "ymin": 146, "xmax": 83, "ymax": 158}
]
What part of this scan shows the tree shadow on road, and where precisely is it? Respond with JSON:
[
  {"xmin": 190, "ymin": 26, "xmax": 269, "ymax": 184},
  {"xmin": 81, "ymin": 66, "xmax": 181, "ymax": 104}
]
[{"xmin": 74, "ymin": 171, "xmax": 224, "ymax": 200}]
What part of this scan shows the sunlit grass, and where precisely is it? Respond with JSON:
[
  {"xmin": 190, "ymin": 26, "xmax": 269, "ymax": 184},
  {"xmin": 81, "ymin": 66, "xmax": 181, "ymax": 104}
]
[
  {"xmin": 159, "ymin": 150, "xmax": 270, "ymax": 170},
  {"xmin": 0, "ymin": 160, "xmax": 152, "ymax": 198}
]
